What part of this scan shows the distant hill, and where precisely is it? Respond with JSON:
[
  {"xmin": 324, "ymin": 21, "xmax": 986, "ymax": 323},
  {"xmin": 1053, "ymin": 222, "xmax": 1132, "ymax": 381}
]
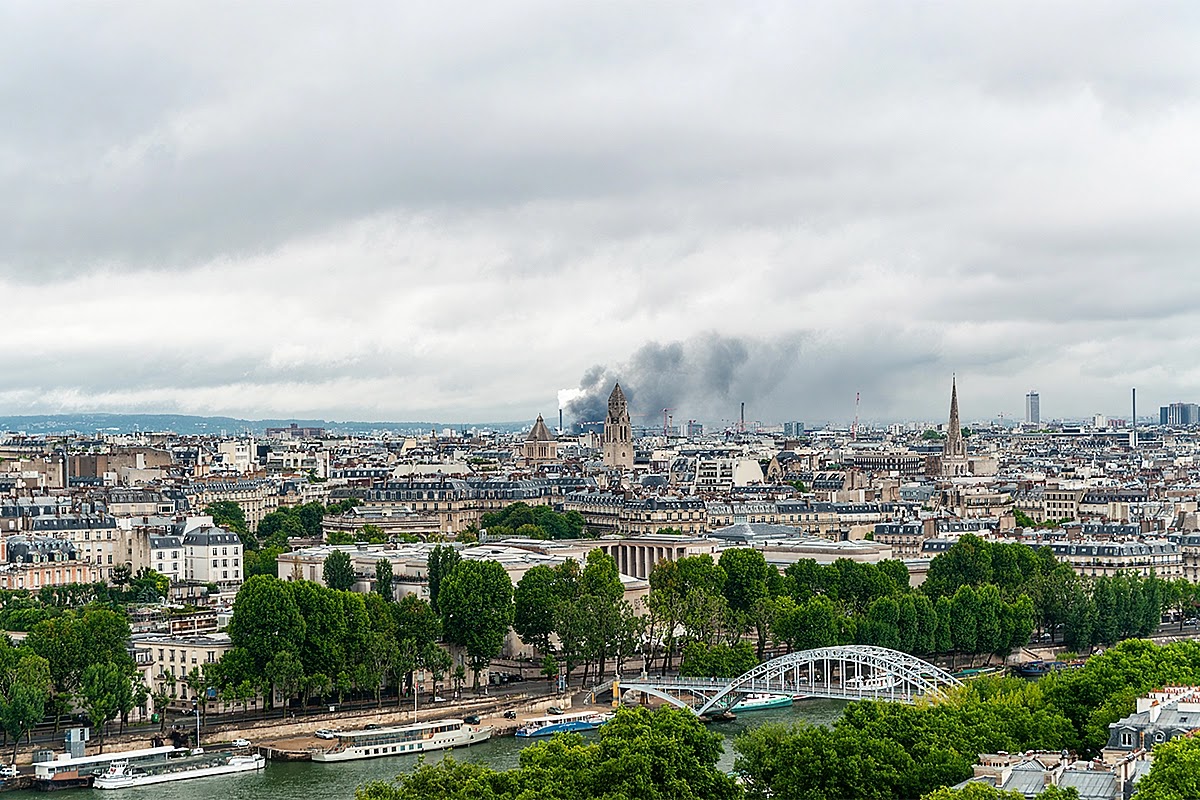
[{"xmin": 0, "ymin": 413, "xmax": 531, "ymax": 436}]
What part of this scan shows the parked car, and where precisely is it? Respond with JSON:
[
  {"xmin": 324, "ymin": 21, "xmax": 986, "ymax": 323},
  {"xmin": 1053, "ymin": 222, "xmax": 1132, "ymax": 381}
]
[
  {"xmin": 0, "ymin": 764, "xmax": 19, "ymax": 780},
  {"xmin": 433, "ymin": 696, "xmax": 447, "ymax": 703},
  {"xmin": 547, "ymin": 706, "xmax": 565, "ymax": 715},
  {"xmin": 232, "ymin": 738, "xmax": 251, "ymax": 748},
  {"xmin": 315, "ymin": 729, "xmax": 337, "ymax": 739},
  {"xmin": 364, "ymin": 723, "xmax": 381, "ymax": 730},
  {"xmin": 464, "ymin": 715, "xmax": 481, "ymax": 725},
  {"xmin": 503, "ymin": 710, "xmax": 518, "ymax": 719}
]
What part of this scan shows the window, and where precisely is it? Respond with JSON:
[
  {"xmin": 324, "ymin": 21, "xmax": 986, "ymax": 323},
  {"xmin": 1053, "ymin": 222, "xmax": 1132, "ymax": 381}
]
[
  {"xmin": 212, "ymin": 559, "xmax": 218, "ymax": 568},
  {"xmin": 1121, "ymin": 732, "xmax": 1134, "ymax": 747}
]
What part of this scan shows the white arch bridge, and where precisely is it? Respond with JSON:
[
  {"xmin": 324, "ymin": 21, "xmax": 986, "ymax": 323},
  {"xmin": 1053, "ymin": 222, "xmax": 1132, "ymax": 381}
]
[{"xmin": 608, "ymin": 646, "xmax": 962, "ymax": 717}]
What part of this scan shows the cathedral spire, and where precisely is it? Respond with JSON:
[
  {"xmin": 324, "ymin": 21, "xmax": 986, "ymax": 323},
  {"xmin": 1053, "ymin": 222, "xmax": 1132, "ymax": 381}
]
[{"xmin": 943, "ymin": 375, "xmax": 966, "ymax": 462}]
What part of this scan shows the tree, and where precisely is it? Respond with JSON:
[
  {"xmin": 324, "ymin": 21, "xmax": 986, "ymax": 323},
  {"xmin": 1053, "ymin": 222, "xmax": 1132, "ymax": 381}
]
[
  {"xmin": 648, "ymin": 555, "xmax": 726, "ymax": 675},
  {"xmin": 773, "ymin": 595, "xmax": 837, "ymax": 652},
  {"xmin": 862, "ymin": 596, "xmax": 901, "ymax": 650},
  {"xmin": 80, "ymin": 662, "xmax": 126, "ymax": 751},
  {"xmin": 427, "ymin": 545, "xmax": 461, "ymax": 616},
  {"xmin": 323, "ymin": 550, "xmax": 355, "ymax": 591},
  {"xmin": 680, "ymin": 641, "xmax": 757, "ymax": 679},
  {"xmin": 374, "ymin": 559, "xmax": 394, "ymax": 601},
  {"xmin": 257, "ymin": 510, "xmax": 305, "ymax": 549},
  {"xmin": 950, "ymin": 585, "xmax": 980, "ymax": 662},
  {"xmin": 204, "ymin": 501, "xmax": 251, "ymax": 547},
  {"xmin": 266, "ymin": 651, "xmax": 305, "ymax": 716},
  {"xmin": 513, "ymin": 565, "xmax": 559, "ymax": 656},
  {"xmin": 0, "ymin": 646, "xmax": 51, "ymax": 763},
  {"xmin": 975, "ymin": 585, "xmax": 1004, "ymax": 658},
  {"xmin": 226, "ymin": 575, "xmax": 306, "ymax": 680},
  {"xmin": 439, "ymin": 560, "xmax": 513, "ymax": 689},
  {"xmin": 1133, "ymin": 734, "xmax": 1200, "ymax": 800},
  {"xmin": 580, "ymin": 550, "xmax": 624, "ymax": 680},
  {"xmin": 923, "ymin": 534, "xmax": 994, "ymax": 599},
  {"xmin": 920, "ymin": 785, "xmax": 1028, "ymax": 800},
  {"xmin": 27, "ymin": 606, "xmax": 133, "ymax": 717},
  {"xmin": 129, "ymin": 568, "xmax": 170, "ymax": 602},
  {"xmin": 719, "ymin": 548, "xmax": 775, "ymax": 657}
]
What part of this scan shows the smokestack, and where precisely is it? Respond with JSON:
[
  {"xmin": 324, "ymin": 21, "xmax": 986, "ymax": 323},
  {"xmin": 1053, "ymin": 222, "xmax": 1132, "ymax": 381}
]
[
  {"xmin": 1131, "ymin": 388, "xmax": 1138, "ymax": 449},
  {"xmin": 559, "ymin": 409, "xmax": 563, "ymax": 433},
  {"xmin": 740, "ymin": 402, "xmax": 745, "ymax": 433}
]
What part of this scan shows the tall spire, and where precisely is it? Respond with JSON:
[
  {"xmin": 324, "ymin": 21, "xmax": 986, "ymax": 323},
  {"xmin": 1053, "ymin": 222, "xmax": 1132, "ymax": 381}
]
[
  {"xmin": 948, "ymin": 375, "xmax": 960, "ymax": 434},
  {"xmin": 943, "ymin": 375, "xmax": 966, "ymax": 460}
]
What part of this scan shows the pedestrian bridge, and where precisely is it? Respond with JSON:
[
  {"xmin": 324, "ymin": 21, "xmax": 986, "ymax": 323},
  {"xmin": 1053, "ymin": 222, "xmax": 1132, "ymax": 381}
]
[{"xmin": 609, "ymin": 645, "xmax": 961, "ymax": 717}]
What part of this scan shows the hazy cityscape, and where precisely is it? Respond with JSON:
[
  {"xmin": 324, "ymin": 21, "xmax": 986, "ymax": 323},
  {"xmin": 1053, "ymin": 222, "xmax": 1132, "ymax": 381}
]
[{"xmin": 6, "ymin": 2, "xmax": 1200, "ymax": 799}]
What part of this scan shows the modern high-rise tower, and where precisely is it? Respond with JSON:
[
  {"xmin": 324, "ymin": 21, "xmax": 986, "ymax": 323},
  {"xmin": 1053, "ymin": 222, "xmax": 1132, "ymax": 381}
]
[
  {"xmin": 1025, "ymin": 391, "xmax": 1040, "ymax": 426},
  {"xmin": 602, "ymin": 383, "xmax": 634, "ymax": 470}
]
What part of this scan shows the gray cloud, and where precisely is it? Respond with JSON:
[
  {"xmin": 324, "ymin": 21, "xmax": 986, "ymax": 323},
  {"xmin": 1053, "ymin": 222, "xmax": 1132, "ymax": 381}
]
[{"xmin": 1, "ymin": 2, "xmax": 1200, "ymax": 422}]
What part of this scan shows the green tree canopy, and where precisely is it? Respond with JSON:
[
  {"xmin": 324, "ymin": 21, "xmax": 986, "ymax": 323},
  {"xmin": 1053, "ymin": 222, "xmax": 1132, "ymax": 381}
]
[
  {"xmin": 439, "ymin": 560, "xmax": 514, "ymax": 689},
  {"xmin": 323, "ymin": 550, "xmax": 355, "ymax": 591},
  {"xmin": 427, "ymin": 544, "xmax": 461, "ymax": 616},
  {"xmin": 374, "ymin": 559, "xmax": 394, "ymax": 601},
  {"xmin": 1134, "ymin": 734, "xmax": 1200, "ymax": 800}
]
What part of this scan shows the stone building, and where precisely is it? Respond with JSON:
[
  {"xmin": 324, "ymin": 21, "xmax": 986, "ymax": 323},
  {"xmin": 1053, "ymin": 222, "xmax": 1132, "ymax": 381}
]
[
  {"xmin": 603, "ymin": 384, "xmax": 634, "ymax": 471},
  {"xmin": 521, "ymin": 415, "xmax": 558, "ymax": 466}
]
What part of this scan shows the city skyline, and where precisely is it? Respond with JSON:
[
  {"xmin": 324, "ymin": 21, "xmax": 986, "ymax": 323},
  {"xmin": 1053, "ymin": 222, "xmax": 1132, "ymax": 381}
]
[{"xmin": 4, "ymin": 4, "xmax": 1200, "ymax": 422}]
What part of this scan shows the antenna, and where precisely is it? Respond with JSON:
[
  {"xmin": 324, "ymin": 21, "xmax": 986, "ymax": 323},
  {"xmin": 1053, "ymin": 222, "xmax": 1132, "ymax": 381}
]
[{"xmin": 852, "ymin": 391, "xmax": 860, "ymax": 440}]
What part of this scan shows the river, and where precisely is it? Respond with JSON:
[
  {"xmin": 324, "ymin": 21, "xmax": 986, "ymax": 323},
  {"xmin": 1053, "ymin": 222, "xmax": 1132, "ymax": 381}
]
[{"xmin": 5, "ymin": 699, "xmax": 846, "ymax": 800}]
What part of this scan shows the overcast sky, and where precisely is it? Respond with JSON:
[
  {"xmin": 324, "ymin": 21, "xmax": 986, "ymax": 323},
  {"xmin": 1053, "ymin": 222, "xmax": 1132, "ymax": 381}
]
[{"xmin": 2, "ymin": 2, "xmax": 1199, "ymax": 426}]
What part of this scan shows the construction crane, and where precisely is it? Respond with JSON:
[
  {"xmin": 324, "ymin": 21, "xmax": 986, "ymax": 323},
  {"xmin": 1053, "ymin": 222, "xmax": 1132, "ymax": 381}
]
[{"xmin": 662, "ymin": 408, "xmax": 674, "ymax": 436}]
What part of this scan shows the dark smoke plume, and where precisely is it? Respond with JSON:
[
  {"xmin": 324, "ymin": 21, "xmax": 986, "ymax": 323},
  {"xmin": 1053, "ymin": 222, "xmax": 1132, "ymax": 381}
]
[{"xmin": 565, "ymin": 332, "xmax": 802, "ymax": 426}]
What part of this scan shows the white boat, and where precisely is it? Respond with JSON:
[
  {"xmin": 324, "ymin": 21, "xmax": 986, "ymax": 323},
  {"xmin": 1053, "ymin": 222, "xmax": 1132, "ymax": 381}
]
[
  {"xmin": 734, "ymin": 693, "xmax": 793, "ymax": 712},
  {"xmin": 311, "ymin": 719, "xmax": 492, "ymax": 762},
  {"xmin": 93, "ymin": 750, "xmax": 265, "ymax": 790},
  {"xmin": 32, "ymin": 745, "xmax": 178, "ymax": 790},
  {"xmin": 515, "ymin": 711, "xmax": 613, "ymax": 737}
]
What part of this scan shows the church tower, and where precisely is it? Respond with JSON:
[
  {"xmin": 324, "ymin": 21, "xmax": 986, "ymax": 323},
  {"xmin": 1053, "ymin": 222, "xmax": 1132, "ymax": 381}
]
[
  {"xmin": 941, "ymin": 376, "xmax": 969, "ymax": 477},
  {"xmin": 603, "ymin": 383, "xmax": 634, "ymax": 470},
  {"xmin": 522, "ymin": 414, "xmax": 557, "ymax": 466}
]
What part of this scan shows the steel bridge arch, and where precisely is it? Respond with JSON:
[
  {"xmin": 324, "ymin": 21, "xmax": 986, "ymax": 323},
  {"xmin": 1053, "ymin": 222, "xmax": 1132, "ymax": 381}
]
[
  {"xmin": 620, "ymin": 645, "xmax": 961, "ymax": 716},
  {"xmin": 695, "ymin": 645, "xmax": 961, "ymax": 715}
]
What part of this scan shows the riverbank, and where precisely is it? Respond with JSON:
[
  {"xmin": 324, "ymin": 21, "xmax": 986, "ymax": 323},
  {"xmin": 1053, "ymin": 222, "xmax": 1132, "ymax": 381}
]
[{"xmin": 258, "ymin": 695, "xmax": 575, "ymax": 760}]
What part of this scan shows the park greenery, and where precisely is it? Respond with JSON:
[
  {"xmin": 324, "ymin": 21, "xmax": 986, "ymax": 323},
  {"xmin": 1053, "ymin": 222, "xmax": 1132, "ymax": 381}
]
[{"xmin": 480, "ymin": 501, "xmax": 588, "ymax": 540}]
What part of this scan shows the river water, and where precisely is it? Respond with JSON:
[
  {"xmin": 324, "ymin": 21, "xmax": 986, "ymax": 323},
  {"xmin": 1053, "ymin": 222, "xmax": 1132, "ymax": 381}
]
[{"xmin": 6, "ymin": 700, "xmax": 846, "ymax": 800}]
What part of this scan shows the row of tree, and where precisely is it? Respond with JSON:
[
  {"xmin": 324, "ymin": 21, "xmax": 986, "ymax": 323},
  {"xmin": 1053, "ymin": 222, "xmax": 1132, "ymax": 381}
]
[
  {"xmin": 216, "ymin": 574, "xmax": 452, "ymax": 713},
  {"xmin": 478, "ymin": 501, "xmax": 589, "ymax": 540}
]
